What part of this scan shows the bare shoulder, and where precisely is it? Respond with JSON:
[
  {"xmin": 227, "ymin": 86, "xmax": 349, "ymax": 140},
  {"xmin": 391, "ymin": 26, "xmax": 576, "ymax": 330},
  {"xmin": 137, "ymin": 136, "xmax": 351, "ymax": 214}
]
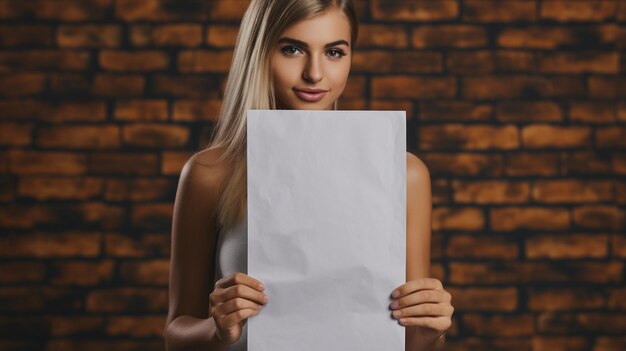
[
  {"xmin": 180, "ymin": 145, "xmax": 232, "ymax": 192},
  {"xmin": 406, "ymin": 151, "xmax": 430, "ymax": 183}
]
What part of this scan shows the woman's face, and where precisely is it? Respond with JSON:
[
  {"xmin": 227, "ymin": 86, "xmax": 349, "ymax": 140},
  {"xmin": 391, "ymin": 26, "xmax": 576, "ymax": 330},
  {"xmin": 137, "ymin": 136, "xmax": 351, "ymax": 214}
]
[{"xmin": 270, "ymin": 7, "xmax": 352, "ymax": 110}]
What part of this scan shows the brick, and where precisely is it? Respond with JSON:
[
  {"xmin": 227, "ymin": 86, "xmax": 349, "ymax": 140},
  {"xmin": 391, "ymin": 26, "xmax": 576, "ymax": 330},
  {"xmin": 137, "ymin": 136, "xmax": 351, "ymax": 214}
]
[
  {"xmin": 371, "ymin": 0, "xmax": 459, "ymax": 21},
  {"xmin": 421, "ymin": 152, "xmax": 504, "ymax": 177},
  {"xmin": 522, "ymin": 125, "xmax": 591, "ymax": 149},
  {"xmin": 177, "ymin": 50, "xmax": 233, "ymax": 73},
  {"xmin": 447, "ymin": 287, "xmax": 517, "ymax": 312},
  {"xmin": 49, "ymin": 73, "xmax": 92, "ymax": 96},
  {"xmin": 37, "ymin": 125, "xmax": 120, "ymax": 149},
  {"xmin": 450, "ymin": 262, "xmax": 622, "ymax": 285},
  {"xmin": 462, "ymin": 76, "xmax": 585, "ymax": 99},
  {"xmin": 162, "ymin": 151, "xmax": 191, "ymax": 175},
  {"xmin": 0, "ymin": 73, "xmax": 46, "ymax": 96},
  {"xmin": 116, "ymin": 0, "xmax": 247, "ymax": 21},
  {"xmin": 86, "ymin": 288, "xmax": 167, "ymax": 313},
  {"xmin": 171, "ymin": 99, "xmax": 221, "ymax": 122},
  {"xmin": 338, "ymin": 99, "xmax": 367, "ymax": 110},
  {"xmin": 446, "ymin": 235, "xmax": 518, "ymax": 259},
  {"xmin": 114, "ymin": 99, "xmax": 168, "ymax": 121},
  {"xmin": 18, "ymin": 176, "xmax": 104, "ymax": 200},
  {"xmin": 528, "ymin": 287, "xmax": 605, "ymax": 311},
  {"xmin": 563, "ymin": 151, "xmax": 612, "ymax": 175},
  {"xmin": 497, "ymin": 24, "xmax": 618, "ymax": 49},
  {"xmin": 92, "ymin": 74, "xmax": 145, "ymax": 97},
  {"xmin": 532, "ymin": 180, "xmax": 613, "ymax": 203},
  {"xmin": 122, "ymin": 124, "xmax": 189, "ymax": 148},
  {"xmin": 588, "ymin": 76, "xmax": 626, "ymax": 98},
  {"xmin": 0, "ymin": 25, "xmax": 53, "ymax": 47},
  {"xmin": 99, "ymin": 50, "xmax": 168, "ymax": 71},
  {"xmin": 447, "ymin": 50, "xmax": 494, "ymax": 74},
  {"xmin": 49, "ymin": 260, "xmax": 114, "ymax": 286},
  {"xmin": 538, "ymin": 312, "xmax": 626, "ymax": 334},
  {"xmin": 463, "ymin": 1, "xmax": 536, "ymax": 22},
  {"xmin": 57, "ymin": 24, "xmax": 121, "ymax": 48},
  {"xmin": 372, "ymin": 76, "xmax": 456, "ymax": 99},
  {"xmin": 0, "ymin": 287, "xmax": 44, "ymax": 311},
  {"xmin": 617, "ymin": 182, "xmax": 626, "ymax": 205},
  {"xmin": 596, "ymin": 127, "xmax": 626, "ymax": 149},
  {"xmin": 463, "ymin": 314, "xmax": 534, "ymax": 336},
  {"xmin": 90, "ymin": 152, "xmax": 158, "ymax": 176},
  {"xmin": 431, "ymin": 179, "xmax": 449, "ymax": 205},
  {"xmin": 206, "ymin": 24, "xmax": 238, "ymax": 48},
  {"xmin": 619, "ymin": 101, "xmax": 626, "ymax": 121},
  {"xmin": 608, "ymin": 288, "xmax": 626, "ymax": 310},
  {"xmin": 419, "ymin": 124, "xmax": 519, "ymax": 150},
  {"xmin": 495, "ymin": 50, "xmax": 537, "ymax": 72},
  {"xmin": 0, "ymin": 232, "xmax": 100, "ymax": 258},
  {"xmin": 570, "ymin": 102, "xmax": 617, "ymax": 123},
  {"xmin": 496, "ymin": 101, "xmax": 562, "ymax": 122},
  {"xmin": 131, "ymin": 203, "xmax": 173, "ymax": 230},
  {"xmin": 531, "ymin": 337, "xmax": 591, "ymax": 351},
  {"xmin": 0, "ymin": 50, "xmax": 90, "ymax": 72},
  {"xmin": 357, "ymin": 24, "xmax": 408, "ymax": 48},
  {"xmin": 120, "ymin": 259, "xmax": 169, "ymax": 285},
  {"xmin": 104, "ymin": 233, "xmax": 170, "ymax": 257},
  {"xmin": 420, "ymin": 101, "xmax": 493, "ymax": 122},
  {"xmin": 49, "ymin": 316, "xmax": 103, "ymax": 337},
  {"xmin": 594, "ymin": 337, "xmax": 626, "ymax": 351},
  {"xmin": 104, "ymin": 178, "xmax": 175, "ymax": 202},
  {"xmin": 572, "ymin": 205, "xmax": 624, "ymax": 231},
  {"xmin": 47, "ymin": 340, "xmax": 164, "ymax": 351},
  {"xmin": 491, "ymin": 207, "xmax": 570, "ymax": 231},
  {"xmin": 539, "ymin": 52, "xmax": 619, "ymax": 74},
  {"xmin": 9, "ymin": 150, "xmax": 87, "ymax": 175},
  {"xmin": 0, "ymin": 100, "xmax": 108, "ymax": 123},
  {"xmin": 35, "ymin": 0, "xmax": 113, "ymax": 21},
  {"xmin": 130, "ymin": 24, "xmax": 202, "ymax": 47},
  {"xmin": 152, "ymin": 74, "xmax": 221, "ymax": 98},
  {"xmin": 0, "ymin": 122, "xmax": 32, "ymax": 146},
  {"xmin": 342, "ymin": 75, "xmax": 366, "ymax": 99},
  {"xmin": 412, "ymin": 25, "xmax": 487, "ymax": 48},
  {"xmin": 0, "ymin": 175, "xmax": 15, "ymax": 202},
  {"xmin": 0, "ymin": 262, "xmax": 45, "ymax": 283},
  {"xmin": 105, "ymin": 316, "xmax": 165, "ymax": 337},
  {"xmin": 453, "ymin": 180, "xmax": 529, "ymax": 204},
  {"xmin": 506, "ymin": 152, "xmax": 560, "ymax": 176},
  {"xmin": 432, "ymin": 206, "xmax": 484, "ymax": 231},
  {"xmin": 526, "ymin": 234, "xmax": 608, "ymax": 259},
  {"xmin": 540, "ymin": 1, "xmax": 617, "ymax": 22},
  {"xmin": 352, "ymin": 50, "xmax": 442, "ymax": 73}
]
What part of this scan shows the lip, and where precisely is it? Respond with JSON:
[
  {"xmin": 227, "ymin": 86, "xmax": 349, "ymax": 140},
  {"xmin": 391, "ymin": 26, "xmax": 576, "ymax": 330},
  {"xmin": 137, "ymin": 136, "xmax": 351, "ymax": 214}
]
[{"xmin": 293, "ymin": 88, "xmax": 328, "ymax": 102}]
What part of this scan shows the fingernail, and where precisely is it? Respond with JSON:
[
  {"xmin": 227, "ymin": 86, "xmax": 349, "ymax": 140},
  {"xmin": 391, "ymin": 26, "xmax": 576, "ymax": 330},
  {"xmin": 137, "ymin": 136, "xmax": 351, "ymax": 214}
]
[
  {"xmin": 392, "ymin": 290, "xmax": 400, "ymax": 298},
  {"xmin": 259, "ymin": 283, "xmax": 265, "ymax": 290},
  {"xmin": 390, "ymin": 300, "xmax": 399, "ymax": 308}
]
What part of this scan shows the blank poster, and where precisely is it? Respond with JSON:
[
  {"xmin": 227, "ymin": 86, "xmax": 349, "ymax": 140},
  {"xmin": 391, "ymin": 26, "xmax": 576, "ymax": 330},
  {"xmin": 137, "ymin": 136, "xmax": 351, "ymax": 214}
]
[{"xmin": 247, "ymin": 109, "xmax": 406, "ymax": 351}]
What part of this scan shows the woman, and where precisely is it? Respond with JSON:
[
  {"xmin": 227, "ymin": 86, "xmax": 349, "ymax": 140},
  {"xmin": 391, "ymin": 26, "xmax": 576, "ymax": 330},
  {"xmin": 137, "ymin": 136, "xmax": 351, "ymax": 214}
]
[{"xmin": 164, "ymin": 0, "xmax": 454, "ymax": 350}]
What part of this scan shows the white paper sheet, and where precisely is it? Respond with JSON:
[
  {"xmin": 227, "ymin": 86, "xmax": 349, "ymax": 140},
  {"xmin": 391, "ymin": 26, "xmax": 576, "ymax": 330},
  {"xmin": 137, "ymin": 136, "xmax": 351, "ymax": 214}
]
[{"xmin": 247, "ymin": 109, "xmax": 406, "ymax": 351}]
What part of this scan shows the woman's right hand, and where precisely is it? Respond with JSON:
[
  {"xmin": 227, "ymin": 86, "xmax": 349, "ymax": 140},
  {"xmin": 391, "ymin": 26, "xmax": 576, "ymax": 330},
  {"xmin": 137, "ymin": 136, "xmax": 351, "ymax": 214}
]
[{"xmin": 209, "ymin": 272, "xmax": 269, "ymax": 345}]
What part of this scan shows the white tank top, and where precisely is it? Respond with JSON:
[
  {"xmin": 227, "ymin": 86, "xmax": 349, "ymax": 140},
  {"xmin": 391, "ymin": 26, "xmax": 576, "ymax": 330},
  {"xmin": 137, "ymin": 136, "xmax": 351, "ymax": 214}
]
[{"xmin": 214, "ymin": 215, "xmax": 248, "ymax": 351}]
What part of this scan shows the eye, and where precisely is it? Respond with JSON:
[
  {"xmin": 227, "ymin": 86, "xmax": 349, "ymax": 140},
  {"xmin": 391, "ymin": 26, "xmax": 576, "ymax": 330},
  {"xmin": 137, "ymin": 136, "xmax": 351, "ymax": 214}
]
[
  {"xmin": 327, "ymin": 48, "xmax": 346, "ymax": 58},
  {"xmin": 280, "ymin": 45, "xmax": 302, "ymax": 56}
]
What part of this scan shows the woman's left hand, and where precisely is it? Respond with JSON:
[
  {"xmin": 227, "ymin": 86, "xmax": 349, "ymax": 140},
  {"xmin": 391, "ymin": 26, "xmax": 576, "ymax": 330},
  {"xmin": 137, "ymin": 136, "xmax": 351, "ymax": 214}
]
[{"xmin": 389, "ymin": 278, "xmax": 454, "ymax": 339}]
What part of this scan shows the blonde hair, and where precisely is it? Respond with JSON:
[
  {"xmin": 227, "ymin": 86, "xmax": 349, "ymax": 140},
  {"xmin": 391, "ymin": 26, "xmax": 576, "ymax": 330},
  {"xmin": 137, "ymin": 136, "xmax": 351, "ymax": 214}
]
[{"xmin": 207, "ymin": 0, "xmax": 359, "ymax": 231}]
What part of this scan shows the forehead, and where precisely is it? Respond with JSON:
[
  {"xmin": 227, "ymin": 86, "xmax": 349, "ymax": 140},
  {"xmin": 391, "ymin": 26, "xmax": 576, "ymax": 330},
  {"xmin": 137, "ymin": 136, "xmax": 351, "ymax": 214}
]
[{"xmin": 279, "ymin": 8, "xmax": 351, "ymax": 46}]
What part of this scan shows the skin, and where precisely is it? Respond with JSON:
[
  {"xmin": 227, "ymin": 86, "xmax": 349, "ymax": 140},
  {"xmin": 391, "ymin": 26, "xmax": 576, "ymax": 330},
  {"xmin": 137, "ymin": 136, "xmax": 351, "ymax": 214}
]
[{"xmin": 165, "ymin": 6, "xmax": 453, "ymax": 351}]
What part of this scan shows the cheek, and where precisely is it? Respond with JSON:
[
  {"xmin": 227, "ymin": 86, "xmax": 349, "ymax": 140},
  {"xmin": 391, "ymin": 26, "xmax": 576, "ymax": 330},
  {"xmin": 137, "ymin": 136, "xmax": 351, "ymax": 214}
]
[{"xmin": 328, "ymin": 61, "xmax": 351, "ymax": 89}]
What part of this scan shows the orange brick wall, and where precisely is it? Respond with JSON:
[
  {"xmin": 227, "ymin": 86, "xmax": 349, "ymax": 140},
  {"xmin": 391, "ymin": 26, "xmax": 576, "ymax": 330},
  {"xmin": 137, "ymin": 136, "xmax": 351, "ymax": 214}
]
[{"xmin": 1, "ymin": 0, "xmax": 625, "ymax": 350}]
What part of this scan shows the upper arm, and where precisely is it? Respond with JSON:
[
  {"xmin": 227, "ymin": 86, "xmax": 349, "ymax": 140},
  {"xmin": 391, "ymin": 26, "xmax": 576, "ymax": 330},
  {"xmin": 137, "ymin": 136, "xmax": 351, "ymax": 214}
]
[
  {"xmin": 166, "ymin": 153, "xmax": 224, "ymax": 326},
  {"xmin": 406, "ymin": 151, "xmax": 432, "ymax": 281}
]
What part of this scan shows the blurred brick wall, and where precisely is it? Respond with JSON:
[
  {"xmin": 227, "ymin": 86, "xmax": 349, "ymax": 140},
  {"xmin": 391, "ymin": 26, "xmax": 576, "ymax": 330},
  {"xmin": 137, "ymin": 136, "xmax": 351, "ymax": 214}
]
[{"xmin": 1, "ymin": 0, "xmax": 625, "ymax": 350}]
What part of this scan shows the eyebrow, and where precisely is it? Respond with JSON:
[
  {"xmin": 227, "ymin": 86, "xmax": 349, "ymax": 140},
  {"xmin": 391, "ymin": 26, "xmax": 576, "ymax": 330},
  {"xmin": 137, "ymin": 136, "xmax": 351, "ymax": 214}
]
[{"xmin": 277, "ymin": 37, "xmax": 350, "ymax": 49}]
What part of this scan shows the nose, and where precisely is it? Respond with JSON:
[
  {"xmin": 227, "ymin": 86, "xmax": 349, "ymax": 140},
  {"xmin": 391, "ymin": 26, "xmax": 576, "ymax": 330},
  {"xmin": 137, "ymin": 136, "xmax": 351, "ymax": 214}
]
[{"xmin": 302, "ymin": 56, "xmax": 323, "ymax": 83}]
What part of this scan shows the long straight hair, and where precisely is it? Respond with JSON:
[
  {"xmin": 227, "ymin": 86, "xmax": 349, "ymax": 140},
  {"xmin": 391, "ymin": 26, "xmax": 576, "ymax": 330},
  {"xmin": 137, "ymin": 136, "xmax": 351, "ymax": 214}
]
[{"xmin": 208, "ymin": 0, "xmax": 359, "ymax": 231}]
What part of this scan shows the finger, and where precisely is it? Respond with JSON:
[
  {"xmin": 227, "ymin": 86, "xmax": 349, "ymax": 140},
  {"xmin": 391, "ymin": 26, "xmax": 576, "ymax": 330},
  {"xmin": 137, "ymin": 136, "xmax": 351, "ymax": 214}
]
[
  {"xmin": 391, "ymin": 302, "xmax": 454, "ymax": 319},
  {"xmin": 216, "ymin": 308, "xmax": 261, "ymax": 329},
  {"xmin": 398, "ymin": 316, "xmax": 452, "ymax": 331},
  {"xmin": 219, "ymin": 283, "xmax": 269, "ymax": 306},
  {"xmin": 213, "ymin": 297, "xmax": 264, "ymax": 317},
  {"xmin": 392, "ymin": 278, "xmax": 443, "ymax": 298},
  {"xmin": 216, "ymin": 272, "xmax": 265, "ymax": 291},
  {"xmin": 390, "ymin": 289, "xmax": 449, "ymax": 309}
]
